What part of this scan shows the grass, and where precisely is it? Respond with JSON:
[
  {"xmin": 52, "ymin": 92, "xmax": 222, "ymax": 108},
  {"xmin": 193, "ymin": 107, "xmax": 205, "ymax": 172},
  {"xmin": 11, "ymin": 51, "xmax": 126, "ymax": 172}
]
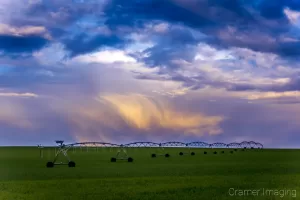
[{"xmin": 0, "ymin": 147, "xmax": 299, "ymax": 199}]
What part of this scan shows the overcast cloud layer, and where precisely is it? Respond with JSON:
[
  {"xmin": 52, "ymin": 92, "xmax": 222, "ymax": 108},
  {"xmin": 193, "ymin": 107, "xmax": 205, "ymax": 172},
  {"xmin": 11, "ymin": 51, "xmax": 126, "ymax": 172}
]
[{"xmin": 0, "ymin": 0, "xmax": 300, "ymax": 147}]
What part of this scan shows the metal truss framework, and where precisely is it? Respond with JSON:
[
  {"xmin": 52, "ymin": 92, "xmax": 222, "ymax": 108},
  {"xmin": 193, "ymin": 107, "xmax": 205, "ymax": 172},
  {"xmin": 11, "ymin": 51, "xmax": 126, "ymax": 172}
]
[
  {"xmin": 45, "ymin": 140, "xmax": 263, "ymax": 167},
  {"xmin": 60, "ymin": 140, "xmax": 263, "ymax": 149},
  {"xmin": 46, "ymin": 140, "xmax": 75, "ymax": 168},
  {"xmin": 210, "ymin": 142, "xmax": 228, "ymax": 148},
  {"xmin": 239, "ymin": 141, "xmax": 263, "ymax": 149}
]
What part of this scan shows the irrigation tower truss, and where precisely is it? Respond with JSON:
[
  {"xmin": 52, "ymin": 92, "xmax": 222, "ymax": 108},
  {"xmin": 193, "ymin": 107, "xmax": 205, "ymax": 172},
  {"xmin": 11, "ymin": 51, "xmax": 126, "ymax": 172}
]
[{"xmin": 44, "ymin": 140, "xmax": 263, "ymax": 168}]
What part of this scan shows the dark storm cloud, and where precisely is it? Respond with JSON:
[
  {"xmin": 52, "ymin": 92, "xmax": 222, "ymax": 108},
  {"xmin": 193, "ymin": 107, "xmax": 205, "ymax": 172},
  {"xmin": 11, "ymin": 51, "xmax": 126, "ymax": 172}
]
[
  {"xmin": 256, "ymin": 0, "xmax": 300, "ymax": 18},
  {"xmin": 209, "ymin": 28, "xmax": 300, "ymax": 59},
  {"xmin": 0, "ymin": 35, "xmax": 48, "ymax": 53},
  {"xmin": 5, "ymin": 0, "xmax": 110, "ymax": 56},
  {"xmin": 228, "ymin": 76, "xmax": 300, "ymax": 92},
  {"xmin": 4, "ymin": 0, "xmax": 300, "ymax": 58},
  {"xmin": 63, "ymin": 33, "xmax": 131, "ymax": 57},
  {"xmin": 103, "ymin": 0, "xmax": 300, "ymax": 58},
  {"xmin": 140, "ymin": 44, "xmax": 196, "ymax": 68},
  {"xmin": 104, "ymin": 0, "xmax": 217, "ymax": 29},
  {"xmin": 103, "ymin": 0, "xmax": 280, "ymax": 31},
  {"xmin": 278, "ymin": 42, "xmax": 300, "ymax": 57},
  {"xmin": 20, "ymin": 0, "xmax": 105, "ymax": 26},
  {"xmin": 128, "ymin": 24, "xmax": 209, "ymax": 68}
]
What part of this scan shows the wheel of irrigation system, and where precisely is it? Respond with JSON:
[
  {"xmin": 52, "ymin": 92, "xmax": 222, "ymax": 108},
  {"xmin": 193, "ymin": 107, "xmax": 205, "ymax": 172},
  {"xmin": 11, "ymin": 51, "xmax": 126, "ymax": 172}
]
[
  {"xmin": 111, "ymin": 157, "xmax": 117, "ymax": 162},
  {"xmin": 230, "ymin": 151, "xmax": 233, "ymax": 154},
  {"xmin": 151, "ymin": 153, "xmax": 156, "ymax": 158},
  {"xmin": 234, "ymin": 149, "xmax": 237, "ymax": 151},
  {"xmin": 128, "ymin": 157, "xmax": 133, "ymax": 162},
  {"xmin": 179, "ymin": 152, "xmax": 184, "ymax": 156},
  {"xmin": 165, "ymin": 154, "xmax": 170, "ymax": 158},
  {"xmin": 204, "ymin": 151, "xmax": 207, "ymax": 154},
  {"xmin": 46, "ymin": 161, "xmax": 54, "ymax": 168},
  {"xmin": 213, "ymin": 151, "xmax": 217, "ymax": 154},
  {"xmin": 191, "ymin": 152, "xmax": 195, "ymax": 156},
  {"xmin": 221, "ymin": 151, "xmax": 225, "ymax": 154},
  {"xmin": 68, "ymin": 161, "xmax": 76, "ymax": 167}
]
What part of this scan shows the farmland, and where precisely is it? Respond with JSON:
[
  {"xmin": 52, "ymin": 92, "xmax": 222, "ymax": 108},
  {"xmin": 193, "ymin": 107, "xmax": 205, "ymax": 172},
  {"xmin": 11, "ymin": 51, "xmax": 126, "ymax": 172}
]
[{"xmin": 0, "ymin": 147, "xmax": 299, "ymax": 200}]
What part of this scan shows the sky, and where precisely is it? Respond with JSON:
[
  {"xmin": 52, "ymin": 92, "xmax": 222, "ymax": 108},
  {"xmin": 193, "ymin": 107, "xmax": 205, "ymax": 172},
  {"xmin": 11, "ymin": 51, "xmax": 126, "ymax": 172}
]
[{"xmin": 0, "ymin": 0, "xmax": 300, "ymax": 147}]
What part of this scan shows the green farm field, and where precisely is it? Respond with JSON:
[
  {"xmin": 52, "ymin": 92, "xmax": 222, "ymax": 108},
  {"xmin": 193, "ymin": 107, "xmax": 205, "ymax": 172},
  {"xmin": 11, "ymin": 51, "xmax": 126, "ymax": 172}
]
[{"xmin": 0, "ymin": 147, "xmax": 299, "ymax": 200}]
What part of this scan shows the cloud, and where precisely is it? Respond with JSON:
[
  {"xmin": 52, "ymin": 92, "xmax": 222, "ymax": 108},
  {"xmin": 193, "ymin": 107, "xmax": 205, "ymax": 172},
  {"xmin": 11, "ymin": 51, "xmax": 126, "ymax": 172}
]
[
  {"xmin": 0, "ymin": 35, "xmax": 49, "ymax": 53},
  {"xmin": 1, "ymin": 0, "xmax": 300, "ymax": 147},
  {"xmin": 227, "ymin": 76, "xmax": 300, "ymax": 92},
  {"xmin": 284, "ymin": 8, "xmax": 300, "ymax": 25},
  {"xmin": 2, "ymin": 0, "xmax": 300, "ymax": 59},
  {"xmin": 134, "ymin": 44, "xmax": 300, "ymax": 95},
  {"xmin": 56, "ymin": 93, "xmax": 224, "ymax": 142},
  {"xmin": 0, "ymin": 23, "xmax": 50, "ymax": 39},
  {"xmin": 128, "ymin": 23, "xmax": 207, "ymax": 69},
  {"xmin": 239, "ymin": 91, "xmax": 300, "ymax": 105},
  {"xmin": 63, "ymin": 33, "xmax": 131, "ymax": 57},
  {"xmin": 0, "ymin": 92, "xmax": 38, "ymax": 97},
  {"xmin": 100, "ymin": 93, "xmax": 223, "ymax": 133},
  {"xmin": 33, "ymin": 43, "xmax": 67, "ymax": 66},
  {"xmin": 74, "ymin": 49, "xmax": 137, "ymax": 63},
  {"xmin": 102, "ymin": 0, "xmax": 300, "ymax": 58},
  {"xmin": 152, "ymin": 86, "xmax": 193, "ymax": 97}
]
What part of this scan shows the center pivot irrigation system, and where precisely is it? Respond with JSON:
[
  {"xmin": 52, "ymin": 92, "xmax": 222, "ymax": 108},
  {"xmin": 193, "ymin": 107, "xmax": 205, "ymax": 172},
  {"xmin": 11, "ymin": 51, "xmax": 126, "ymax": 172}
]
[
  {"xmin": 44, "ymin": 140, "xmax": 263, "ymax": 168},
  {"xmin": 46, "ymin": 141, "xmax": 76, "ymax": 168}
]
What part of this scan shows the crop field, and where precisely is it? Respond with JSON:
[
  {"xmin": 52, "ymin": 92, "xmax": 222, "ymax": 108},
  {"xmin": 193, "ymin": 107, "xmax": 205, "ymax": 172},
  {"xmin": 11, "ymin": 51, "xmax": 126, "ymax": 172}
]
[{"xmin": 0, "ymin": 147, "xmax": 299, "ymax": 200}]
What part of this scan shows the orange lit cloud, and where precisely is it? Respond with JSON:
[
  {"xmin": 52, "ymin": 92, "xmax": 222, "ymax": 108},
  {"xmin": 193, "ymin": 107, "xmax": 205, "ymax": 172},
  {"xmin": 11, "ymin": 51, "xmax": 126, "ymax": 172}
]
[
  {"xmin": 245, "ymin": 91, "xmax": 300, "ymax": 100},
  {"xmin": 100, "ymin": 94, "xmax": 223, "ymax": 133},
  {"xmin": 60, "ymin": 93, "xmax": 224, "ymax": 142}
]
